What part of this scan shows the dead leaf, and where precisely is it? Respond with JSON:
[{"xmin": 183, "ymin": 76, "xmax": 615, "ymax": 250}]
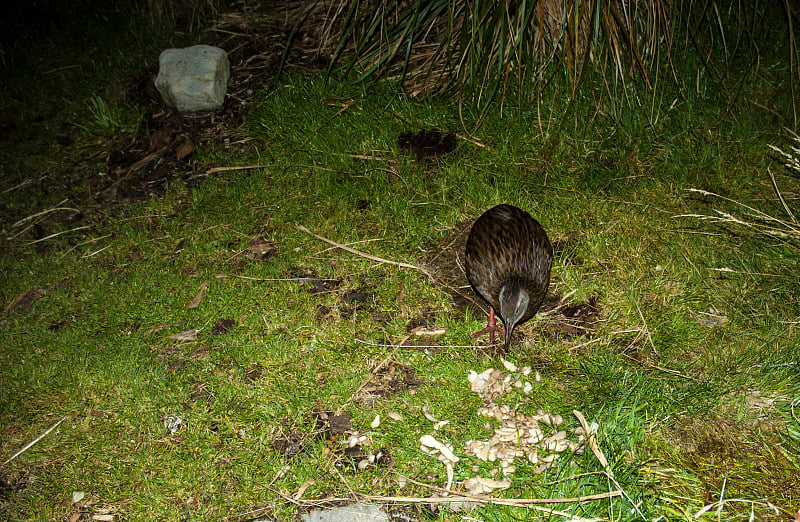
[
  {"xmin": 463, "ymin": 476, "xmax": 511, "ymax": 495},
  {"xmin": 187, "ymin": 282, "xmax": 208, "ymax": 309},
  {"xmin": 169, "ymin": 329, "xmax": 198, "ymax": 341},
  {"xmin": 175, "ymin": 137, "xmax": 195, "ymax": 160},
  {"xmin": 293, "ymin": 479, "xmax": 315, "ymax": 501},
  {"xmin": 410, "ymin": 326, "xmax": 446, "ymax": 336},
  {"xmin": 126, "ymin": 150, "xmax": 163, "ymax": 173},
  {"xmin": 248, "ymin": 238, "xmax": 276, "ymax": 260},
  {"xmin": 149, "ymin": 128, "xmax": 173, "ymax": 152}
]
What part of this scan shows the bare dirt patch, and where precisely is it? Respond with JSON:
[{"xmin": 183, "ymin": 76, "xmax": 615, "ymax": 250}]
[{"xmin": 353, "ymin": 361, "xmax": 425, "ymax": 406}]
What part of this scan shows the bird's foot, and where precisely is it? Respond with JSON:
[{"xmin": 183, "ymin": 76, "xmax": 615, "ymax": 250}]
[
  {"xmin": 471, "ymin": 307, "xmax": 504, "ymax": 345},
  {"xmin": 471, "ymin": 324, "xmax": 505, "ymax": 342}
]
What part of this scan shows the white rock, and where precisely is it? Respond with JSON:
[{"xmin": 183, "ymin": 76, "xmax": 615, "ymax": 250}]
[
  {"xmin": 155, "ymin": 45, "xmax": 230, "ymax": 112},
  {"xmin": 301, "ymin": 503, "xmax": 388, "ymax": 522}
]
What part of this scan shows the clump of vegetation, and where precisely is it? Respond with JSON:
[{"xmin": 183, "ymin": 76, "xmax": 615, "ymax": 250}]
[
  {"xmin": 79, "ymin": 96, "xmax": 143, "ymax": 139},
  {"xmin": 282, "ymin": 0, "xmax": 800, "ymax": 113}
]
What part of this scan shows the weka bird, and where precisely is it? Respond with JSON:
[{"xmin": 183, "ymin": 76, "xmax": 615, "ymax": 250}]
[{"xmin": 465, "ymin": 204, "xmax": 553, "ymax": 350}]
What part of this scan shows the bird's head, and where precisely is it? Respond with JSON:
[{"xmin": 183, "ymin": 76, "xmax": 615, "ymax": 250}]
[{"xmin": 498, "ymin": 282, "xmax": 530, "ymax": 348}]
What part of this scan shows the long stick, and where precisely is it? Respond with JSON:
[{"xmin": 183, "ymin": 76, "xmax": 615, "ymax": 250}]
[
  {"xmin": 2, "ymin": 417, "xmax": 66, "ymax": 466},
  {"xmin": 296, "ymin": 224, "xmax": 433, "ymax": 280}
]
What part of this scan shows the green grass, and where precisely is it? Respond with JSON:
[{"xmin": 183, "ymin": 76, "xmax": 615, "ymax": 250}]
[{"xmin": 2, "ymin": 12, "xmax": 800, "ymax": 522}]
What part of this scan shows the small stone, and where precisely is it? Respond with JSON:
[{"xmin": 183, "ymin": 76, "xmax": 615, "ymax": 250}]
[{"xmin": 155, "ymin": 45, "xmax": 230, "ymax": 112}]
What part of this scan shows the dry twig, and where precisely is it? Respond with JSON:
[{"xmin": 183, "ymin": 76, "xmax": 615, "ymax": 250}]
[
  {"xmin": 296, "ymin": 224, "xmax": 433, "ymax": 279},
  {"xmin": 2, "ymin": 417, "xmax": 66, "ymax": 466}
]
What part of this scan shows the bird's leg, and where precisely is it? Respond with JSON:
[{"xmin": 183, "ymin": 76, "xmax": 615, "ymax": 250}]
[{"xmin": 471, "ymin": 307, "xmax": 504, "ymax": 344}]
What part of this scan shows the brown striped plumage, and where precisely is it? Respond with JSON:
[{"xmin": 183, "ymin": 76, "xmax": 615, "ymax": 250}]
[{"xmin": 465, "ymin": 204, "xmax": 553, "ymax": 350}]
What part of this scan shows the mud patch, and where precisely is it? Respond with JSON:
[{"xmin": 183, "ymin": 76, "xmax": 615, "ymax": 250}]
[
  {"xmin": 398, "ymin": 129, "xmax": 457, "ymax": 160},
  {"xmin": 211, "ymin": 317, "xmax": 236, "ymax": 335},
  {"xmin": 293, "ymin": 267, "xmax": 391, "ymax": 323},
  {"xmin": 271, "ymin": 407, "xmax": 390, "ymax": 473},
  {"xmin": 354, "ymin": 361, "xmax": 424, "ymax": 405},
  {"xmin": 541, "ymin": 296, "xmax": 602, "ymax": 340},
  {"xmin": 0, "ymin": 472, "xmax": 28, "ymax": 499},
  {"xmin": 272, "ymin": 407, "xmax": 342, "ymax": 459},
  {"xmin": 406, "ymin": 310, "xmax": 438, "ymax": 330},
  {"xmin": 306, "ymin": 278, "xmax": 343, "ymax": 295},
  {"xmin": 399, "ymin": 335, "xmax": 447, "ymax": 354}
]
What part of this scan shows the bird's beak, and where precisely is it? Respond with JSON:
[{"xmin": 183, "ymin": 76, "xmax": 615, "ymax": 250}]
[{"xmin": 504, "ymin": 322, "xmax": 515, "ymax": 348}]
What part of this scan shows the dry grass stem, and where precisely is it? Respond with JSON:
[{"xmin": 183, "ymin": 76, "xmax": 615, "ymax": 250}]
[
  {"xmin": 23, "ymin": 225, "xmax": 92, "ymax": 245},
  {"xmin": 678, "ymin": 188, "xmax": 800, "ymax": 246},
  {"xmin": 353, "ymin": 338, "xmax": 477, "ymax": 349},
  {"xmin": 214, "ymin": 273, "xmax": 341, "ymax": 282},
  {"xmin": 403, "ymin": 475, "xmax": 621, "ymax": 505},
  {"xmin": 81, "ymin": 244, "xmax": 113, "ymax": 259},
  {"xmin": 60, "ymin": 233, "xmax": 113, "ymax": 258},
  {"xmin": 573, "ymin": 411, "xmax": 645, "ymax": 519},
  {"xmin": 11, "ymin": 199, "xmax": 75, "ymax": 228},
  {"xmin": 619, "ymin": 351, "xmax": 705, "ymax": 383}
]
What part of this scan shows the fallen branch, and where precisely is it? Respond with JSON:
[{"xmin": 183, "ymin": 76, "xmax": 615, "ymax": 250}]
[
  {"xmin": 214, "ymin": 273, "xmax": 340, "ymax": 282},
  {"xmin": 296, "ymin": 224, "xmax": 433, "ymax": 280},
  {"xmin": 204, "ymin": 164, "xmax": 270, "ymax": 175}
]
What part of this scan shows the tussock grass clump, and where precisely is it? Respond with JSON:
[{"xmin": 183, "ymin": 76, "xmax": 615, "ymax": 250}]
[{"xmin": 281, "ymin": 0, "xmax": 799, "ymax": 113}]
